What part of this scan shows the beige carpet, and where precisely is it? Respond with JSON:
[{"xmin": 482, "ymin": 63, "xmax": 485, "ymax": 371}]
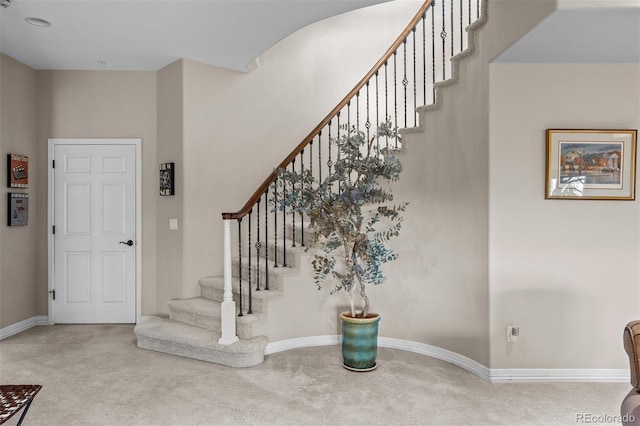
[{"xmin": 0, "ymin": 325, "xmax": 630, "ymax": 425}]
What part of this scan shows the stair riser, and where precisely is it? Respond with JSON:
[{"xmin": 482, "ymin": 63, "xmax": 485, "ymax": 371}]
[
  {"xmin": 230, "ymin": 261, "xmax": 287, "ymax": 290},
  {"xmin": 169, "ymin": 309, "xmax": 254, "ymax": 340},
  {"xmin": 264, "ymin": 240, "xmax": 302, "ymax": 268},
  {"xmin": 199, "ymin": 285, "xmax": 269, "ymax": 314},
  {"xmin": 285, "ymin": 223, "xmax": 305, "ymax": 245},
  {"xmin": 169, "ymin": 310, "xmax": 220, "ymax": 332},
  {"xmin": 136, "ymin": 336, "xmax": 264, "ymax": 368}
]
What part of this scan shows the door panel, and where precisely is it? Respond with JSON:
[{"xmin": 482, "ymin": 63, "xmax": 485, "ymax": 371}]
[{"xmin": 54, "ymin": 144, "xmax": 136, "ymax": 323}]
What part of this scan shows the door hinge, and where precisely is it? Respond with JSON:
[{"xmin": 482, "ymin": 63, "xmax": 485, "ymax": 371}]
[
  {"xmin": 52, "ymin": 225, "xmax": 55, "ymax": 235},
  {"xmin": 52, "ymin": 160, "xmax": 55, "ymax": 168},
  {"xmin": 49, "ymin": 290, "xmax": 56, "ymax": 300}
]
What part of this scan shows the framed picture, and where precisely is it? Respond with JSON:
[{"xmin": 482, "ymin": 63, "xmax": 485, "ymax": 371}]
[
  {"xmin": 160, "ymin": 162, "xmax": 175, "ymax": 196},
  {"xmin": 7, "ymin": 154, "xmax": 28, "ymax": 188},
  {"xmin": 7, "ymin": 193, "xmax": 28, "ymax": 226},
  {"xmin": 545, "ymin": 129, "xmax": 637, "ymax": 200}
]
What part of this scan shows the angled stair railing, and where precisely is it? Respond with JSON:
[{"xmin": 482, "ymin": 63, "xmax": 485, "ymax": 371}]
[{"xmin": 219, "ymin": 0, "xmax": 484, "ymax": 344}]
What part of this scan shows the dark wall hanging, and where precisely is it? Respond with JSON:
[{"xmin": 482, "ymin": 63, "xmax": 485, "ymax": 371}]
[
  {"xmin": 8, "ymin": 193, "xmax": 28, "ymax": 226},
  {"xmin": 7, "ymin": 154, "xmax": 28, "ymax": 188},
  {"xmin": 160, "ymin": 162, "xmax": 175, "ymax": 196}
]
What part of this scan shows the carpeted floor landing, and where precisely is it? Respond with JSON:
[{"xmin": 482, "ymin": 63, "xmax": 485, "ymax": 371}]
[{"xmin": 0, "ymin": 325, "xmax": 630, "ymax": 425}]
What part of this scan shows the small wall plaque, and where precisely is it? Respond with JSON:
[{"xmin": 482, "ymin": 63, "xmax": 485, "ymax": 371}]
[
  {"xmin": 8, "ymin": 193, "xmax": 28, "ymax": 226},
  {"xmin": 7, "ymin": 154, "xmax": 28, "ymax": 188}
]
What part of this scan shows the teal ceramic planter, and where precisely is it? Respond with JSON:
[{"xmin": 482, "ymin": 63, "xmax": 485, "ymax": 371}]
[{"xmin": 340, "ymin": 312, "xmax": 380, "ymax": 371}]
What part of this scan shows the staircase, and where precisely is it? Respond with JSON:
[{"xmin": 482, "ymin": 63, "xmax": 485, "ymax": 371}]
[{"xmin": 135, "ymin": 0, "xmax": 487, "ymax": 367}]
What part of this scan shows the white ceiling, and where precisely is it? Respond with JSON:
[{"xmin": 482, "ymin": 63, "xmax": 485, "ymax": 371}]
[
  {"xmin": 494, "ymin": 6, "xmax": 640, "ymax": 63},
  {"xmin": 0, "ymin": 0, "xmax": 389, "ymax": 71}
]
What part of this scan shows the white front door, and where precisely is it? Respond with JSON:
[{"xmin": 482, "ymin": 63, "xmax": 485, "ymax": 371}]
[{"xmin": 53, "ymin": 143, "xmax": 137, "ymax": 323}]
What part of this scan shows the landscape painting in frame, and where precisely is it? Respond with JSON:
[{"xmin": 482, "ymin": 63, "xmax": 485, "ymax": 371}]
[{"xmin": 545, "ymin": 129, "xmax": 637, "ymax": 200}]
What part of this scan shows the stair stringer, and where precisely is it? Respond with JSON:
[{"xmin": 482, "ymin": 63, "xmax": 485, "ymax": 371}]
[{"xmin": 400, "ymin": 0, "xmax": 488, "ymax": 139}]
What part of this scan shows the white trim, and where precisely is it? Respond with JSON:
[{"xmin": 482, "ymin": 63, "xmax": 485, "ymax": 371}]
[
  {"xmin": 557, "ymin": 0, "xmax": 640, "ymax": 9},
  {"xmin": 0, "ymin": 316, "xmax": 48, "ymax": 340},
  {"xmin": 265, "ymin": 335, "xmax": 628, "ymax": 383},
  {"xmin": 379, "ymin": 337, "xmax": 491, "ymax": 382},
  {"xmin": 219, "ymin": 220, "xmax": 239, "ymax": 345},
  {"xmin": 47, "ymin": 138, "xmax": 142, "ymax": 324},
  {"xmin": 265, "ymin": 335, "xmax": 340, "ymax": 355},
  {"xmin": 489, "ymin": 368, "xmax": 629, "ymax": 383}
]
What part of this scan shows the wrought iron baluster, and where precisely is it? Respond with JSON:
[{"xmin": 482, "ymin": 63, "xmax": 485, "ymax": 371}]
[
  {"xmin": 264, "ymin": 189, "xmax": 269, "ymax": 290},
  {"xmin": 385, "ymin": 61, "xmax": 389, "ymax": 148},
  {"xmin": 318, "ymin": 130, "xmax": 322, "ymax": 183},
  {"xmin": 412, "ymin": 27, "xmax": 417, "ymax": 127},
  {"xmin": 468, "ymin": 0, "xmax": 471, "ymax": 27},
  {"xmin": 423, "ymin": 13, "xmax": 426, "ymax": 106},
  {"xmin": 477, "ymin": 0, "xmax": 479, "ymax": 20},
  {"xmin": 356, "ymin": 92, "xmax": 360, "ymax": 130},
  {"xmin": 451, "ymin": 0, "xmax": 454, "ymax": 58},
  {"xmin": 327, "ymin": 120, "xmax": 332, "ymax": 189},
  {"xmin": 282, "ymin": 168, "xmax": 287, "ymax": 267},
  {"xmin": 460, "ymin": 0, "xmax": 464, "ymax": 51},
  {"xmin": 256, "ymin": 199, "xmax": 261, "ymax": 292},
  {"xmin": 237, "ymin": 219, "xmax": 243, "ymax": 317},
  {"xmin": 432, "ymin": 3, "xmax": 436, "ymax": 103},
  {"xmin": 336, "ymin": 111, "xmax": 340, "ymax": 194},
  {"xmin": 273, "ymin": 177, "xmax": 278, "ymax": 268},
  {"xmin": 365, "ymin": 81, "xmax": 370, "ymax": 141},
  {"xmin": 441, "ymin": 0, "xmax": 447, "ymax": 80},
  {"xmin": 375, "ymin": 71, "xmax": 379, "ymax": 149},
  {"xmin": 402, "ymin": 39, "xmax": 408, "ymax": 129},
  {"xmin": 393, "ymin": 51, "xmax": 397, "ymax": 144},
  {"xmin": 291, "ymin": 157, "xmax": 296, "ymax": 248},
  {"xmin": 247, "ymin": 209, "xmax": 253, "ymax": 314},
  {"xmin": 300, "ymin": 149, "xmax": 304, "ymax": 246}
]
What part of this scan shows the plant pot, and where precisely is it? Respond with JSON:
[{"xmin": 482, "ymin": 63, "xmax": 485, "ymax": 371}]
[{"xmin": 340, "ymin": 311, "xmax": 380, "ymax": 371}]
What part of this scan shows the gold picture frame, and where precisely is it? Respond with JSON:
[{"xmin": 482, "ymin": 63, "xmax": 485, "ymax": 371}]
[{"xmin": 545, "ymin": 129, "xmax": 637, "ymax": 200}]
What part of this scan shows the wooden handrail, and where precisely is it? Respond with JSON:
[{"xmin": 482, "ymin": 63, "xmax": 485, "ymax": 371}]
[{"xmin": 222, "ymin": 0, "xmax": 433, "ymax": 221}]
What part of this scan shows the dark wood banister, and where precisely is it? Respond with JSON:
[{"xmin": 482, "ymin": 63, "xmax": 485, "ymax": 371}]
[{"xmin": 222, "ymin": 0, "xmax": 433, "ymax": 221}]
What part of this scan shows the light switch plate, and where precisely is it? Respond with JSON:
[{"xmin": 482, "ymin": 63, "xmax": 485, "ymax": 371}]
[{"xmin": 169, "ymin": 219, "xmax": 178, "ymax": 230}]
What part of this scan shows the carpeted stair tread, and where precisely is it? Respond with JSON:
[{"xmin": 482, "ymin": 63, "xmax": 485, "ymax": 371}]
[{"xmin": 134, "ymin": 316, "xmax": 267, "ymax": 367}]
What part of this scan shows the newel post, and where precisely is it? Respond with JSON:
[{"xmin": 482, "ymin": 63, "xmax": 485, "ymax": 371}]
[{"xmin": 218, "ymin": 219, "xmax": 239, "ymax": 345}]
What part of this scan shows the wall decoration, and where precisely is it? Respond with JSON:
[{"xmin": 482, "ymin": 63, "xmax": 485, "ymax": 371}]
[
  {"xmin": 7, "ymin": 154, "xmax": 28, "ymax": 188},
  {"xmin": 546, "ymin": 129, "xmax": 637, "ymax": 200},
  {"xmin": 7, "ymin": 193, "xmax": 28, "ymax": 226},
  {"xmin": 159, "ymin": 162, "xmax": 175, "ymax": 196}
]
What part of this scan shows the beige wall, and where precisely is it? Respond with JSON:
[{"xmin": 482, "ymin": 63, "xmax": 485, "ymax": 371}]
[
  {"xmin": 156, "ymin": 60, "xmax": 184, "ymax": 314},
  {"xmin": 0, "ymin": 54, "xmax": 39, "ymax": 327},
  {"xmin": 36, "ymin": 70, "xmax": 159, "ymax": 315},
  {"xmin": 489, "ymin": 63, "xmax": 640, "ymax": 369}
]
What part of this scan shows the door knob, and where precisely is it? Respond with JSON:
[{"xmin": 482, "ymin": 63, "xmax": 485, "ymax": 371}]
[{"xmin": 119, "ymin": 240, "xmax": 134, "ymax": 246}]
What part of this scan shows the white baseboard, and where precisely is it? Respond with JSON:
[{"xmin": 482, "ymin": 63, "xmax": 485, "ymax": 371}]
[
  {"xmin": 0, "ymin": 316, "xmax": 48, "ymax": 341},
  {"xmin": 489, "ymin": 368, "xmax": 629, "ymax": 383},
  {"xmin": 265, "ymin": 335, "xmax": 340, "ymax": 355},
  {"xmin": 265, "ymin": 335, "xmax": 628, "ymax": 383},
  {"xmin": 378, "ymin": 337, "xmax": 491, "ymax": 382}
]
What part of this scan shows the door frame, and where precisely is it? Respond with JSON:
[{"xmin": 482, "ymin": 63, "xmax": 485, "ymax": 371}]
[{"xmin": 48, "ymin": 138, "xmax": 142, "ymax": 325}]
